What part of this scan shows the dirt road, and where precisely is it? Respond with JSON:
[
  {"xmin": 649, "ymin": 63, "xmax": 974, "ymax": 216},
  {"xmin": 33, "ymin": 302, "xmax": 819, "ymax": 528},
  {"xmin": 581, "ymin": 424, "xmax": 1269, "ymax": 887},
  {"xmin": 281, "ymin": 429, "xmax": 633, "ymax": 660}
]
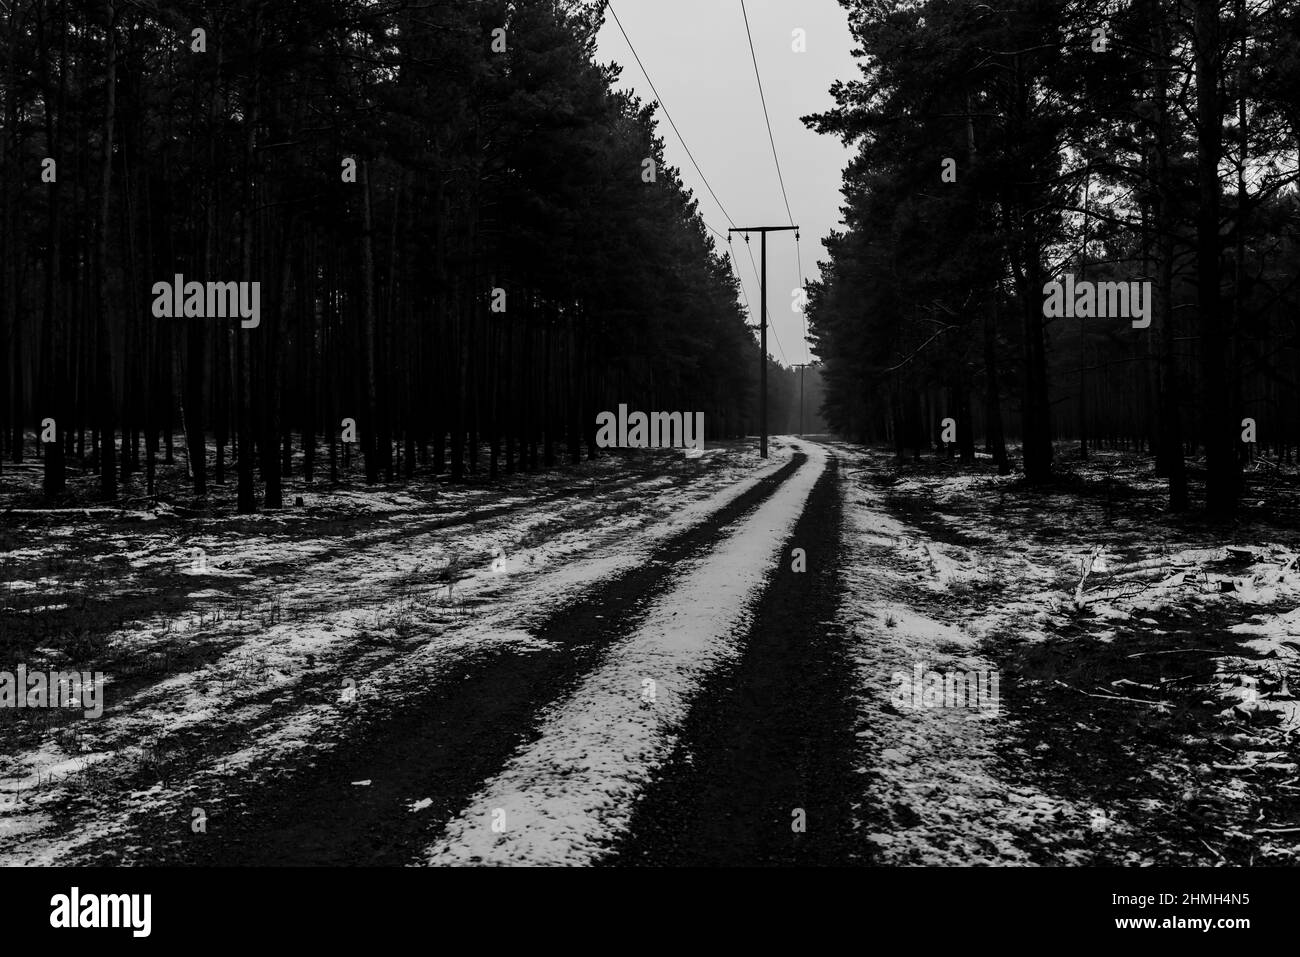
[{"xmin": 8, "ymin": 437, "xmax": 1299, "ymax": 866}]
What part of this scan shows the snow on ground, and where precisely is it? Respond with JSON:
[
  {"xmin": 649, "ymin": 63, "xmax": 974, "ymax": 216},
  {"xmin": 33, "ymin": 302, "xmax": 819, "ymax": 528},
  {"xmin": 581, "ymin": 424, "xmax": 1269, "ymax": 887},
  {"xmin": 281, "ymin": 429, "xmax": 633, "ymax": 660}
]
[
  {"xmin": 855, "ymin": 446, "xmax": 1300, "ymax": 709},
  {"xmin": 835, "ymin": 449, "xmax": 1107, "ymax": 865},
  {"xmin": 829, "ymin": 441, "xmax": 1300, "ymax": 864},
  {"xmin": 424, "ymin": 441, "xmax": 827, "ymax": 865},
  {"xmin": 0, "ymin": 441, "xmax": 794, "ymax": 864}
]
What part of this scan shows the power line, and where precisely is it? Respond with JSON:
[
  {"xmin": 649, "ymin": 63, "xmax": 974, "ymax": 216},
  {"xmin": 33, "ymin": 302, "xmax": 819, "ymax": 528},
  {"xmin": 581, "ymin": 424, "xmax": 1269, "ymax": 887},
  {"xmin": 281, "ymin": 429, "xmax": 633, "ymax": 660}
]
[
  {"xmin": 725, "ymin": 238, "xmax": 752, "ymax": 317},
  {"xmin": 722, "ymin": 229, "xmax": 781, "ymax": 363},
  {"xmin": 683, "ymin": 221, "xmax": 787, "ymax": 371},
  {"xmin": 606, "ymin": 0, "xmax": 737, "ymax": 229},
  {"xmin": 739, "ymin": 0, "xmax": 794, "ymax": 228},
  {"xmin": 606, "ymin": 0, "xmax": 801, "ymax": 367},
  {"xmin": 713, "ymin": 228, "xmax": 772, "ymax": 364},
  {"xmin": 740, "ymin": 234, "xmax": 787, "ymax": 367},
  {"xmin": 738, "ymin": 0, "xmax": 802, "ymax": 364},
  {"xmin": 712, "ymin": 229, "xmax": 785, "ymax": 372},
  {"xmin": 741, "ymin": 238, "xmax": 766, "ymax": 328},
  {"xmin": 790, "ymin": 234, "xmax": 800, "ymax": 361},
  {"xmin": 768, "ymin": 307, "xmax": 789, "ymax": 366},
  {"xmin": 608, "ymin": 3, "xmax": 789, "ymax": 367},
  {"xmin": 729, "ymin": 224, "xmax": 797, "ymax": 458},
  {"xmin": 607, "ymin": 0, "xmax": 799, "ymax": 367}
]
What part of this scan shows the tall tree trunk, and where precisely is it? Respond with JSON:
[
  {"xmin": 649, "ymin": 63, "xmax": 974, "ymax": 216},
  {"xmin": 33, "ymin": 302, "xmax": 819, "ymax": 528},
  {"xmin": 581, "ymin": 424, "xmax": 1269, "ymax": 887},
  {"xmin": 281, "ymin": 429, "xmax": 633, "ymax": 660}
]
[
  {"xmin": 1194, "ymin": 0, "xmax": 1236, "ymax": 515},
  {"xmin": 1151, "ymin": 0, "xmax": 1188, "ymax": 509},
  {"xmin": 236, "ymin": 7, "xmax": 261, "ymax": 513},
  {"xmin": 361, "ymin": 160, "xmax": 379, "ymax": 484},
  {"xmin": 0, "ymin": 0, "xmax": 19, "ymax": 476},
  {"xmin": 96, "ymin": 1, "xmax": 118, "ymax": 499},
  {"xmin": 41, "ymin": 22, "xmax": 67, "ymax": 497}
]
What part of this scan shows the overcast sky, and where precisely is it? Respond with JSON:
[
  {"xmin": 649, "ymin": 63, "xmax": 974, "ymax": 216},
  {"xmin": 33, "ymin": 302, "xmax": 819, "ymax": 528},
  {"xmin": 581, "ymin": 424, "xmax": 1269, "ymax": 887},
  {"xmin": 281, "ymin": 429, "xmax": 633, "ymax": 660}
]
[{"xmin": 595, "ymin": 0, "xmax": 858, "ymax": 368}]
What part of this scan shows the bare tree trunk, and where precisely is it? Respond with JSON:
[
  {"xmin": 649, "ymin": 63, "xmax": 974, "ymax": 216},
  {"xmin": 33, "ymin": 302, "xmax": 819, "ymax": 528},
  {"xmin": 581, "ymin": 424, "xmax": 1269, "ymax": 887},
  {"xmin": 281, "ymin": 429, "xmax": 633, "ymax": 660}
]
[
  {"xmin": 40, "ymin": 10, "xmax": 68, "ymax": 497},
  {"xmin": 96, "ymin": 1, "xmax": 118, "ymax": 499},
  {"xmin": 361, "ymin": 160, "xmax": 379, "ymax": 484},
  {"xmin": 1151, "ymin": 0, "xmax": 1188, "ymax": 509},
  {"xmin": 236, "ymin": 7, "xmax": 260, "ymax": 513},
  {"xmin": 1194, "ymin": 0, "xmax": 1236, "ymax": 515}
]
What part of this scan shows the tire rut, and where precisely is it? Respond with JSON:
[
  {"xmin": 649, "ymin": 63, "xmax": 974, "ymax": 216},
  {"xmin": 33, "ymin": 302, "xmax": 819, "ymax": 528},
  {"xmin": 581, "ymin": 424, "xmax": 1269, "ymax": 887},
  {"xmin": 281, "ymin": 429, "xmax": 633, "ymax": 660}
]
[
  {"xmin": 74, "ymin": 453, "xmax": 808, "ymax": 866},
  {"xmin": 609, "ymin": 453, "xmax": 863, "ymax": 865}
]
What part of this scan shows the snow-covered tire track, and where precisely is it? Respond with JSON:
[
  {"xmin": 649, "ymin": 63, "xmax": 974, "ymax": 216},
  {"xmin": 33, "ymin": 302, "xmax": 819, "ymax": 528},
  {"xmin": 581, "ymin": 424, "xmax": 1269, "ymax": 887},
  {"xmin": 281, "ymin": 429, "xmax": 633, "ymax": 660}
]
[
  {"xmin": 63, "ymin": 450, "xmax": 809, "ymax": 865},
  {"xmin": 610, "ymin": 450, "xmax": 859, "ymax": 865},
  {"xmin": 424, "ymin": 442, "xmax": 828, "ymax": 866}
]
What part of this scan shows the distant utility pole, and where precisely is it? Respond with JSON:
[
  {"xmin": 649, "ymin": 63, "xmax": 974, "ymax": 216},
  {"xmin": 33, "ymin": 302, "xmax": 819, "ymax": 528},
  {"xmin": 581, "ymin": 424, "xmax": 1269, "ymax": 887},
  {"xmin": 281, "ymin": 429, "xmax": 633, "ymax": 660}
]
[
  {"xmin": 729, "ymin": 225, "xmax": 798, "ymax": 458},
  {"xmin": 792, "ymin": 363, "xmax": 808, "ymax": 437}
]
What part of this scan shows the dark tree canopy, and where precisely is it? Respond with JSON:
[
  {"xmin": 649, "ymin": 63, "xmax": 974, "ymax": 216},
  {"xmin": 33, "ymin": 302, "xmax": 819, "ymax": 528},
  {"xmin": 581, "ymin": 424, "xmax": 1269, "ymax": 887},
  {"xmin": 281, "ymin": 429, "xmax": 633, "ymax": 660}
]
[
  {"xmin": 804, "ymin": 0, "xmax": 1300, "ymax": 513},
  {"xmin": 0, "ymin": 0, "xmax": 797, "ymax": 509}
]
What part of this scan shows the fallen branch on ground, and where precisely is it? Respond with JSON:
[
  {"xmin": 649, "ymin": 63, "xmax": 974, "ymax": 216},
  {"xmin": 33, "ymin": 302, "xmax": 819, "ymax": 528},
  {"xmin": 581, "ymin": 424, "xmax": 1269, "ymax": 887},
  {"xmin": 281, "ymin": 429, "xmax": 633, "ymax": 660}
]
[
  {"xmin": 1127, "ymin": 648, "xmax": 1223, "ymax": 658},
  {"xmin": 1053, "ymin": 679, "xmax": 1170, "ymax": 708}
]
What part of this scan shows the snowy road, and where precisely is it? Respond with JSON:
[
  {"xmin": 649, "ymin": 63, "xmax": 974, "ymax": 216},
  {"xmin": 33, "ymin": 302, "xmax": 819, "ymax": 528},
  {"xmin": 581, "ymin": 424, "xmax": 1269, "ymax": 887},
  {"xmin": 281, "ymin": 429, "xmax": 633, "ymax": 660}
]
[
  {"xmin": 6, "ymin": 436, "xmax": 1296, "ymax": 866},
  {"xmin": 427, "ymin": 443, "xmax": 829, "ymax": 865},
  {"xmin": 5, "ymin": 439, "xmax": 854, "ymax": 864}
]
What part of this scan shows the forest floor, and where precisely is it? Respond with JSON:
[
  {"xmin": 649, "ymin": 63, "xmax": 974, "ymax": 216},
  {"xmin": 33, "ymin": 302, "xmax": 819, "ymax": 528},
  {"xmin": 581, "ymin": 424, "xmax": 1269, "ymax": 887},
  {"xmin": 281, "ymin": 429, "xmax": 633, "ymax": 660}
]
[
  {"xmin": 834, "ymin": 442, "xmax": 1300, "ymax": 865},
  {"xmin": 0, "ymin": 437, "xmax": 1298, "ymax": 865}
]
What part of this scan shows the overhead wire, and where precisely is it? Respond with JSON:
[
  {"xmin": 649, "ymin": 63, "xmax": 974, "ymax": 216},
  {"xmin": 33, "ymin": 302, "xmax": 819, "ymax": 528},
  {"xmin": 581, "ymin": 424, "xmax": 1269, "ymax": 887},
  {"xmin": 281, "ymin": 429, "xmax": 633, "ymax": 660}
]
[
  {"xmin": 784, "ymin": 229, "xmax": 808, "ymax": 362},
  {"xmin": 739, "ymin": 0, "xmax": 795, "ymax": 227},
  {"xmin": 738, "ymin": 0, "xmax": 801, "ymax": 365},
  {"xmin": 606, "ymin": 0, "xmax": 737, "ymax": 230},
  {"xmin": 709, "ymin": 226, "xmax": 778, "ymax": 364},
  {"xmin": 725, "ymin": 238, "xmax": 752, "ymax": 318},
  {"xmin": 608, "ymin": 1, "xmax": 771, "ymax": 359},
  {"xmin": 740, "ymin": 235, "xmax": 787, "ymax": 366},
  {"xmin": 607, "ymin": 0, "xmax": 796, "ymax": 367}
]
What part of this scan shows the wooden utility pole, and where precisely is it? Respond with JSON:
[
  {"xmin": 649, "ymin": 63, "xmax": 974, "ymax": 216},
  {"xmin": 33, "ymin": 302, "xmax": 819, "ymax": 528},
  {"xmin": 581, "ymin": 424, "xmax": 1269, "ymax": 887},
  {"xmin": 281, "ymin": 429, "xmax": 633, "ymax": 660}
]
[
  {"xmin": 729, "ymin": 225, "xmax": 798, "ymax": 458},
  {"xmin": 792, "ymin": 362, "xmax": 808, "ymax": 436}
]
